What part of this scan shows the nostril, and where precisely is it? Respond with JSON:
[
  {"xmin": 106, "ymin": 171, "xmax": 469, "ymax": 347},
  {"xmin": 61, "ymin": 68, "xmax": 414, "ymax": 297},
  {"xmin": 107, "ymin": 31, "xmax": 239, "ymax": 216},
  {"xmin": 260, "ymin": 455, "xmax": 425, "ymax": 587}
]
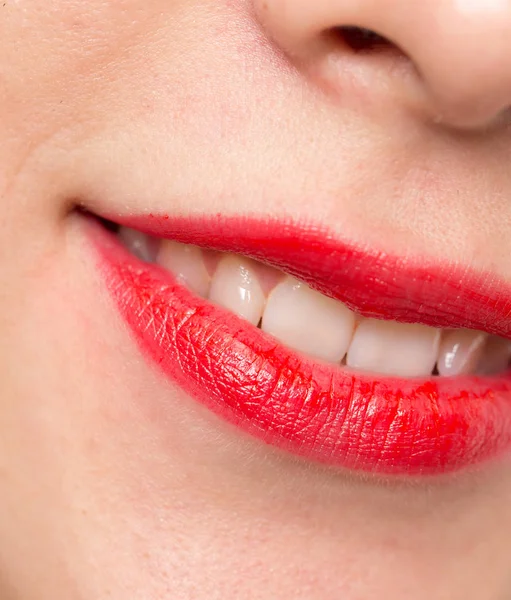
[{"xmin": 333, "ymin": 25, "xmax": 401, "ymax": 55}]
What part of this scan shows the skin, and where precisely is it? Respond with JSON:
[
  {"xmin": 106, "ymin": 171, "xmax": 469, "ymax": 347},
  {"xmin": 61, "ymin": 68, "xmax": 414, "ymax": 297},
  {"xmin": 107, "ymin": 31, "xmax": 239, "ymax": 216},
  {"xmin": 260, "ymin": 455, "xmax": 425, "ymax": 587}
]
[{"xmin": 1, "ymin": 0, "xmax": 511, "ymax": 597}]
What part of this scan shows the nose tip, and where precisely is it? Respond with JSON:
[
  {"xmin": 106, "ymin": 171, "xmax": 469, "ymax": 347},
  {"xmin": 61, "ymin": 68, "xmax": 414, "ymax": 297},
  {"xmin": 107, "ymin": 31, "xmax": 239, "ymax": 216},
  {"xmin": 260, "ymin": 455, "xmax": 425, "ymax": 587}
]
[{"xmin": 255, "ymin": 0, "xmax": 511, "ymax": 130}]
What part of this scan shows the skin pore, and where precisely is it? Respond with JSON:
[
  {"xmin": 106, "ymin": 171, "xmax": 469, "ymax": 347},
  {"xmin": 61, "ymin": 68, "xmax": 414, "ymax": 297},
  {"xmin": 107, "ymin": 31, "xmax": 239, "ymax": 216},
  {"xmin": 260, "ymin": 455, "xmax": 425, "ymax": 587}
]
[{"xmin": 1, "ymin": 0, "xmax": 511, "ymax": 598}]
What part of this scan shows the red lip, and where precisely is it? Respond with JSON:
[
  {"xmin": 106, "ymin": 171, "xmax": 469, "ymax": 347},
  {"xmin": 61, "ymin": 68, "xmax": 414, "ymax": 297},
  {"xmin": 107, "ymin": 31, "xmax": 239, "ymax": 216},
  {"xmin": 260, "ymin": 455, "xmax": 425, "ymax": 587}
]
[{"xmin": 90, "ymin": 213, "xmax": 511, "ymax": 476}]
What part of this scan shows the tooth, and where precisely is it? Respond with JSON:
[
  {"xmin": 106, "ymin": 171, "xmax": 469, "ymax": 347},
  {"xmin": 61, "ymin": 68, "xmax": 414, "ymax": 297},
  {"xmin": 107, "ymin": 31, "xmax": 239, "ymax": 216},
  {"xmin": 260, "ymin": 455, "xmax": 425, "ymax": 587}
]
[
  {"xmin": 436, "ymin": 329, "xmax": 487, "ymax": 376},
  {"xmin": 476, "ymin": 336, "xmax": 511, "ymax": 375},
  {"xmin": 346, "ymin": 319, "xmax": 440, "ymax": 377},
  {"xmin": 209, "ymin": 255, "xmax": 265, "ymax": 325},
  {"xmin": 118, "ymin": 227, "xmax": 159, "ymax": 263},
  {"xmin": 261, "ymin": 277, "xmax": 355, "ymax": 363},
  {"xmin": 158, "ymin": 240, "xmax": 210, "ymax": 297}
]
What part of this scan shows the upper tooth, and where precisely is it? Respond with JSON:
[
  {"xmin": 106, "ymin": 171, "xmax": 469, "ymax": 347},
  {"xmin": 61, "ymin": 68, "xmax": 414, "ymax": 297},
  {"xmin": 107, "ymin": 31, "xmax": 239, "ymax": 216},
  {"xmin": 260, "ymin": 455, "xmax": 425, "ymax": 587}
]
[
  {"xmin": 158, "ymin": 240, "xmax": 210, "ymax": 297},
  {"xmin": 149, "ymin": 236, "xmax": 511, "ymax": 379},
  {"xmin": 261, "ymin": 277, "xmax": 355, "ymax": 363},
  {"xmin": 209, "ymin": 255, "xmax": 266, "ymax": 325},
  {"xmin": 436, "ymin": 329, "xmax": 487, "ymax": 376},
  {"xmin": 119, "ymin": 227, "xmax": 159, "ymax": 263},
  {"xmin": 346, "ymin": 319, "xmax": 440, "ymax": 377}
]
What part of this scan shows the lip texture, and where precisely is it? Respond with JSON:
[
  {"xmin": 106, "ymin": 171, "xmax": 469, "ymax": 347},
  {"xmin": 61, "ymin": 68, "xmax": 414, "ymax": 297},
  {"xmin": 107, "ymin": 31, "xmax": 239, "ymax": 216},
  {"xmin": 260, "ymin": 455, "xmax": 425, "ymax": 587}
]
[{"xmin": 90, "ymin": 214, "xmax": 511, "ymax": 475}]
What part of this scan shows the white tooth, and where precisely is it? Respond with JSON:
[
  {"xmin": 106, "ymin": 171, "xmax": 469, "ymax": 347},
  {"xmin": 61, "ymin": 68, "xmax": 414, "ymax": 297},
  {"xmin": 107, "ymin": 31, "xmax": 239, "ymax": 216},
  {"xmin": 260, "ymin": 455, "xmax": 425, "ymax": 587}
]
[
  {"xmin": 158, "ymin": 240, "xmax": 210, "ymax": 297},
  {"xmin": 436, "ymin": 329, "xmax": 487, "ymax": 376},
  {"xmin": 118, "ymin": 227, "xmax": 158, "ymax": 262},
  {"xmin": 261, "ymin": 278, "xmax": 355, "ymax": 363},
  {"xmin": 476, "ymin": 336, "xmax": 511, "ymax": 375},
  {"xmin": 209, "ymin": 255, "xmax": 265, "ymax": 325},
  {"xmin": 347, "ymin": 319, "xmax": 440, "ymax": 377}
]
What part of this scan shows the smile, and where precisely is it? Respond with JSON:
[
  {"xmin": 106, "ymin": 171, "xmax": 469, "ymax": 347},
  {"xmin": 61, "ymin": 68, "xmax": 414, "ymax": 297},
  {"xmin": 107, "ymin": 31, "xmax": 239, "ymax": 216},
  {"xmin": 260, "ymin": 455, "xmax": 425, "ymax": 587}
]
[{"xmin": 86, "ymin": 211, "xmax": 511, "ymax": 476}]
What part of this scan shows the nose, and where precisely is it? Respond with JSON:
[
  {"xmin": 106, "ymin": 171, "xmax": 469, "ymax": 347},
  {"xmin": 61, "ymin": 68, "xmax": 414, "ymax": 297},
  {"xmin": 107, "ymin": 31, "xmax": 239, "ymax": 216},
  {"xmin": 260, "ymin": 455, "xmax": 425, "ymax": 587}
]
[{"xmin": 256, "ymin": 0, "xmax": 511, "ymax": 130}]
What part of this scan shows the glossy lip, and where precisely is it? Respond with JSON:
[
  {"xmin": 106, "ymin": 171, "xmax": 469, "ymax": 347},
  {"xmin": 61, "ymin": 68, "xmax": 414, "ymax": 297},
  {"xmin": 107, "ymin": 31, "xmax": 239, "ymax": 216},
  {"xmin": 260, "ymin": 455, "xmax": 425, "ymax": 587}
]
[{"xmin": 89, "ymin": 213, "xmax": 511, "ymax": 476}]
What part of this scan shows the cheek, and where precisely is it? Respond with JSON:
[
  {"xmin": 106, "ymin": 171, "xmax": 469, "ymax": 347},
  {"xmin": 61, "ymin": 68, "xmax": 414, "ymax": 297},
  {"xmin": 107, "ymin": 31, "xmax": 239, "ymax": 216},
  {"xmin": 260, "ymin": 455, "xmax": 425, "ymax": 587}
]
[
  {"xmin": 0, "ymin": 0, "xmax": 271, "ymax": 185},
  {"xmin": 0, "ymin": 1, "xmax": 174, "ymax": 150}
]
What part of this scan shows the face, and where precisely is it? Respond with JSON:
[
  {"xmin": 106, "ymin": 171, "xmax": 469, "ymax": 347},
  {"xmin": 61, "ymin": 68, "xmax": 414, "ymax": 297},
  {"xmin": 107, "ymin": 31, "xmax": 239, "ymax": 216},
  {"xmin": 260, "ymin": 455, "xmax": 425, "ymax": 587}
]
[{"xmin": 2, "ymin": 1, "xmax": 511, "ymax": 598}]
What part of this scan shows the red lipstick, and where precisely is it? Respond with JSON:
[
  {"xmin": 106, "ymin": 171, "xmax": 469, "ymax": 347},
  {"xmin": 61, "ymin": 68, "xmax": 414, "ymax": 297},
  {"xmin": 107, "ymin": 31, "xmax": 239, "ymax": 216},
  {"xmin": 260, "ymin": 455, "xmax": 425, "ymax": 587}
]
[{"xmin": 90, "ymin": 214, "xmax": 511, "ymax": 475}]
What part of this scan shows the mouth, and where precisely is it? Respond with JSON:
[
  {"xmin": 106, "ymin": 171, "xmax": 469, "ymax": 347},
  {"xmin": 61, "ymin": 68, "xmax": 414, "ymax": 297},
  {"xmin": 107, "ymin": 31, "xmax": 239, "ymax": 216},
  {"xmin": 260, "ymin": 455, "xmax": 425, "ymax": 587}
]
[{"xmin": 85, "ymin": 210, "xmax": 511, "ymax": 477}]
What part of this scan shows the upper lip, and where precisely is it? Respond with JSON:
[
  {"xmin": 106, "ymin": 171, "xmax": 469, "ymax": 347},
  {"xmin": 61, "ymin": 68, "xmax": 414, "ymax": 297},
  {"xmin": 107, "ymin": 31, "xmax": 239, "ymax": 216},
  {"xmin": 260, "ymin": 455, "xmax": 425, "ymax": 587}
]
[{"xmin": 107, "ymin": 211, "xmax": 511, "ymax": 339}]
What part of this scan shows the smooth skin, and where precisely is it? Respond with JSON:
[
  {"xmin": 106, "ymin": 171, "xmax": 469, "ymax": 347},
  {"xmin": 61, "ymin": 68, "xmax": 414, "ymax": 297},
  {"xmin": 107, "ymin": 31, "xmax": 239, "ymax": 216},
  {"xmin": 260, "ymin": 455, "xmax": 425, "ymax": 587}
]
[{"xmin": 1, "ymin": 1, "xmax": 511, "ymax": 598}]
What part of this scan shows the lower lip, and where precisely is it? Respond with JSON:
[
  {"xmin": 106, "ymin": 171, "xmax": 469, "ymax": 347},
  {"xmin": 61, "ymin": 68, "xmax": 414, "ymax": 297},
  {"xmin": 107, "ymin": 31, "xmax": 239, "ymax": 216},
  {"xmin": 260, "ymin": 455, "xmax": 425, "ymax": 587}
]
[{"xmin": 89, "ymin": 219, "xmax": 511, "ymax": 476}]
